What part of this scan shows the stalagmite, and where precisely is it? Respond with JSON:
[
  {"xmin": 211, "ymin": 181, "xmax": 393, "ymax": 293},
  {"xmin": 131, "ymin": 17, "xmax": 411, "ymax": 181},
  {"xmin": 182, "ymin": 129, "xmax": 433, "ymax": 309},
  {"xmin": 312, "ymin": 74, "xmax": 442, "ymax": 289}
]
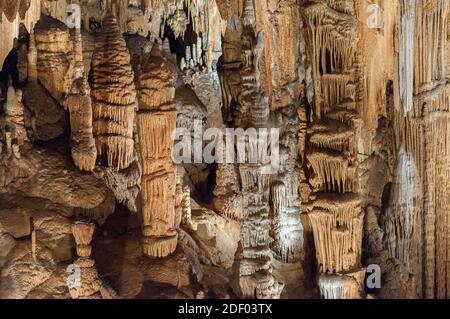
[
  {"xmin": 70, "ymin": 220, "xmax": 117, "ymax": 299},
  {"xmin": 63, "ymin": 25, "xmax": 97, "ymax": 172},
  {"xmin": 90, "ymin": 10, "xmax": 136, "ymax": 170},
  {"xmin": 5, "ymin": 86, "xmax": 26, "ymax": 145},
  {"xmin": 137, "ymin": 43, "xmax": 178, "ymax": 258},
  {"xmin": 181, "ymin": 185, "xmax": 196, "ymax": 231},
  {"xmin": 1, "ymin": 0, "xmax": 450, "ymax": 302}
]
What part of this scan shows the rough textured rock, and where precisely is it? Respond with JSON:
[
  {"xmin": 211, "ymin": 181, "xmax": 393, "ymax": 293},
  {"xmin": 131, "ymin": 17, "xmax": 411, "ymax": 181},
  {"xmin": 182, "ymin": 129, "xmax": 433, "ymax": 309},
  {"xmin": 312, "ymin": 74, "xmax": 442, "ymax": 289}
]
[
  {"xmin": 1, "ymin": 0, "xmax": 450, "ymax": 301},
  {"xmin": 63, "ymin": 26, "xmax": 97, "ymax": 172},
  {"xmin": 22, "ymin": 26, "xmax": 67, "ymax": 142},
  {"xmin": 137, "ymin": 43, "xmax": 179, "ymax": 258},
  {"xmin": 90, "ymin": 10, "xmax": 136, "ymax": 170}
]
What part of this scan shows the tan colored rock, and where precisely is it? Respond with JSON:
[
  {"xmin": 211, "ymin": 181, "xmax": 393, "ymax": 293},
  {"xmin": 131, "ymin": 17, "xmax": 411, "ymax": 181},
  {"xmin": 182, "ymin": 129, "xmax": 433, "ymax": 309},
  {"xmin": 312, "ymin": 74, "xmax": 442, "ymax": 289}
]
[
  {"xmin": 90, "ymin": 11, "xmax": 136, "ymax": 170},
  {"xmin": 137, "ymin": 43, "xmax": 178, "ymax": 258},
  {"xmin": 22, "ymin": 24, "xmax": 67, "ymax": 142},
  {"xmin": 63, "ymin": 26, "xmax": 97, "ymax": 172},
  {"xmin": 5, "ymin": 86, "xmax": 27, "ymax": 145},
  {"xmin": 69, "ymin": 221, "xmax": 117, "ymax": 299},
  {"xmin": 0, "ymin": 242, "xmax": 56, "ymax": 299}
]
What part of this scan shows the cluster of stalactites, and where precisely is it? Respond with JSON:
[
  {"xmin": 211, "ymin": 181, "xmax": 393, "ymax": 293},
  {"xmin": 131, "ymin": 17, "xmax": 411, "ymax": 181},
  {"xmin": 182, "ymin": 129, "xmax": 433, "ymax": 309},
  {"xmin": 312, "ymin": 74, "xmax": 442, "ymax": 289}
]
[
  {"xmin": 302, "ymin": 1, "xmax": 357, "ymax": 117},
  {"xmin": 160, "ymin": 0, "xmax": 214, "ymax": 70},
  {"xmin": 302, "ymin": 0, "xmax": 364, "ymax": 299},
  {"xmin": 414, "ymin": 0, "xmax": 449, "ymax": 95},
  {"xmin": 90, "ymin": 12, "xmax": 136, "ymax": 171},
  {"xmin": 318, "ymin": 270, "xmax": 365, "ymax": 299}
]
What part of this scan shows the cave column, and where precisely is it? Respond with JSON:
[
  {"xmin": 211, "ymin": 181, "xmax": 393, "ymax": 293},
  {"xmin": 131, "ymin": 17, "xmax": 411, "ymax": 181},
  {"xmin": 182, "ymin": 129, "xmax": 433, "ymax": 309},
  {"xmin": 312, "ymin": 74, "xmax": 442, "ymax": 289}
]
[
  {"xmin": 302, "ymin": 1, "xmax": 365, "ymax": 299},
  {"xmin": 137, "ymin": 43, "xmax": 179, "ymax": 258}
]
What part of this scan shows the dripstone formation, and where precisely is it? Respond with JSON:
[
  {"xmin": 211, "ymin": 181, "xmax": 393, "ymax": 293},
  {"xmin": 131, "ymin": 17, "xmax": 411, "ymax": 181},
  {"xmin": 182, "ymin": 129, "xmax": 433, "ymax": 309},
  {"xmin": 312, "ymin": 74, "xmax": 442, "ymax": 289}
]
[{"xmin": 0, "ymin": 0, "xmax": 450, "ymax": 300}]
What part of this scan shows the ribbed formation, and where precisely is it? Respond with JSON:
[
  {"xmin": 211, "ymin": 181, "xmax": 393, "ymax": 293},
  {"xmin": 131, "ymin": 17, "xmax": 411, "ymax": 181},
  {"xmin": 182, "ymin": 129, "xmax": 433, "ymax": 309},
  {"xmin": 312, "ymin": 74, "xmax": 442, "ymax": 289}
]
[
  {"xmin": 90, "ymin": 12, "xmax": 136, "ymax": 170},
  {"xmin": 70, "ymin": 221, "xmax": 117, "ymax": 299},
  {"xmin": 302, "ymin": 0, "xmax": 364, "ymax": 299},
  {"xmin": 64, "ymin": 27, "xmax": 97, "ymax": 171},
  {"xmin": 137, "ymin": 44, "xmax": 178, "ymax": 258},
  {"xmin": 389, "ymin": 0, "xmax": 450, "ymax": 299},
  {"xmin": 235, "ymin": 0, "xmax": 283, "ymax": 299}
]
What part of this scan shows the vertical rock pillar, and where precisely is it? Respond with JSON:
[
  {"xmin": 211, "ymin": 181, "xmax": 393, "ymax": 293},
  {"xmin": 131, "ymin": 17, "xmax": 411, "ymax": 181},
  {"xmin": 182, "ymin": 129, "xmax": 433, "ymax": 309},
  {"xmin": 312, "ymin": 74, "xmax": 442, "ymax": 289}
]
[
  {"xmin": 235, "ymin": 0, "xmax": 283, "ymax": 299},
  {"xmin": 302, "ymin": 1, "xmax": 365, "ymax": 299},
  {"xmin": 137, "ymin": 44, "xmax": 178, "ymax": 258}
]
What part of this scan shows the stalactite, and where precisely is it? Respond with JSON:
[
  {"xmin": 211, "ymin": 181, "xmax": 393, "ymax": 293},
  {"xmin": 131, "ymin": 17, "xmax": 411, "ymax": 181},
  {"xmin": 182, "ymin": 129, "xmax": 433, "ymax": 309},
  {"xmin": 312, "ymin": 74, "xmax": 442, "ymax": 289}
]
[
  {"xmin": 63, "ymin": 26, "xmax": 97, "ymax": 172},
  {"xmin": 389, "ymin": 0, "xmax": 450, "ymax": 298},
  {"xmin": 27, "ymin": 23, "xmax": 38, "ymax": 82},
  {"xmin": 318, "ymin": 270, "xmax": 364, "ymax": 299},
  {"xmin": 384, "ymin": 149, "xmax": 422, "ymax": 272},
  {"xmin": 90, "ymin": 10, "xmax": 136, "ymax": 170},
  {"xmin": 137, "ymin": 43, "xmax": 178, "ymax": 258}
]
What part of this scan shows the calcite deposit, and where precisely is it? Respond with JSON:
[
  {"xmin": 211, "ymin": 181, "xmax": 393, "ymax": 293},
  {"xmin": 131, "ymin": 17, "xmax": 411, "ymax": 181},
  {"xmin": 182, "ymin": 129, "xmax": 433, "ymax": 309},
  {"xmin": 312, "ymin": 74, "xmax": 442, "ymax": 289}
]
[{"xmin": 0, "ymin": 0, "xmax": 450, "ymax": 300}]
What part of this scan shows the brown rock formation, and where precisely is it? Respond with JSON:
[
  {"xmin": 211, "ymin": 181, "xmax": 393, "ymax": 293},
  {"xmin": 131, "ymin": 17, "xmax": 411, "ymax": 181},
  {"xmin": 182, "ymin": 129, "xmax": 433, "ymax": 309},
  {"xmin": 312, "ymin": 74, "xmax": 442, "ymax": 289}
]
[
  {"xmin": 1, "ymin": 0, "xmax": 450, "ymax": 301},
  {"xmin": 137, "ymin": 43, "xmax": 178, "ymax": 258},
  {"xmin": 69, "ymin": 220, "xmax": 116, "ymax": 298},
  {"xmin": 63, "ymin": 25, "xmax": 96, "ymax": 172},
  {"xmin": 90, "ymin": 10, "xmax": 136, "ymax": 170},
  {"xmin": 302, "ymin": 0, "xmax": 364, "ymax": 299}
]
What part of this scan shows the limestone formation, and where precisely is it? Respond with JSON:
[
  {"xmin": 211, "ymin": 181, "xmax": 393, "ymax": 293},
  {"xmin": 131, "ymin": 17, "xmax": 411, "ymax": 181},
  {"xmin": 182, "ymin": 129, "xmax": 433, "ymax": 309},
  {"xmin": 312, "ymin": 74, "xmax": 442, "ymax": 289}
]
[
  {"xmin": 221, "ymin": 0, "xmax": 284, "ymax": 299},
  {"xmin": 69, "ymin": 220, "xmax": 116, "ymax": 299},
  {"xmin": 302, "ymin": 0, "xmax": 364, "ymax": 299},
  {"xmin": 22, "ymin": 22, "xmax": 67, "ymax": 142},
  {"xmin": 4, "ymin": 85, "xmax": 26, "ymax": 145},
  {"xmin": 1, "ymin": 0, "xmax": 450, "ymax": 301},
  {"xmin": 63, "ymin": 25, "xmax": 96, "ymax": 171},
  {"xmin": 90, "ymin": 10, "xmax": 136, "ymax": 170},
  {"xmin": 137, "ymin": 43, "xmax": 178, "ymax": 258}
]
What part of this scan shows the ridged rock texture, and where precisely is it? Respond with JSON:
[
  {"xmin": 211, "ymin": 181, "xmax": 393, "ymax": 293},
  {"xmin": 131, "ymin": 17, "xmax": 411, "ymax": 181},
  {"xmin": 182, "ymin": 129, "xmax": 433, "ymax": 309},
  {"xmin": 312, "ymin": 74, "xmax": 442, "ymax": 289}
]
[
  {"xmin": 218, "ymin": 0, "xmax": 285, "ymax": 299},
  {"xmin": 63, "ymin": 25, "xmax": 97, "ymax": 171},
  {"xmin": 137, "ymin": 43, "xmax": 179, "ymax": 258},
  {"xmin": 90, "ymin": 10, "xmax": 136, "ymax": 170},
  {"xmin": 1, "ymin": 0, "xmax": 450, "ymax": 300},
  {"xmin": 302, "ymin": 0, "xmax": 364, "ymax": 299},
  {"xmin": 69, "ymin": 221, "xmax": 116, "ymax": 299}
]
